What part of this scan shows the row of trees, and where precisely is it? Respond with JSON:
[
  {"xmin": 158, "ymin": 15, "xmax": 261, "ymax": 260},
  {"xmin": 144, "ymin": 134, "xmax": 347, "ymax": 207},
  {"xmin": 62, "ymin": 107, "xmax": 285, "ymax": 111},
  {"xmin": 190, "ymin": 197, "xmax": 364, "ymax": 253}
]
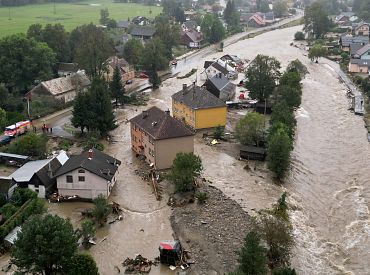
[
  {"xmin": 230, "ymin": 194, "xmax": 295, "ymax": 274},
  {"xmin": 303, "ymin": 1, "xmax": 331, "ymax": 39},
  {"xmin": 0, "ymin": 0, "xmax": 79, "ymax": 6}
]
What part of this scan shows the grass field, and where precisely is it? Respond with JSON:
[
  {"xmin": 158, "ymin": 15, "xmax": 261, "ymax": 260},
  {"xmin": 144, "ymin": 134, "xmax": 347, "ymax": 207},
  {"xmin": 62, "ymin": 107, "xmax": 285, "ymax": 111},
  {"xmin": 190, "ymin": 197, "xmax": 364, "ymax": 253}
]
[{"xmin": 0, "ymin": 0, "xmax": 162, "ymax": 37}]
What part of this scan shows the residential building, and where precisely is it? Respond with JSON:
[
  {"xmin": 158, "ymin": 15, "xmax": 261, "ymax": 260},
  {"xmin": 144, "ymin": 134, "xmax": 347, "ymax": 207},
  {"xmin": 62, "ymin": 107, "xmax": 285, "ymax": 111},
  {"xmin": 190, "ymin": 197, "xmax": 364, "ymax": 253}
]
[
  {"xmin": 350, "ymin": 43, "xmax": 364, "ymax": 57},
  {"xmin": 248, "ymin": 13, "xmax": 266, "ymax": 27},
  {"xmin": 181, "ymin": 20, "xmax": 197, "ymax": 32},
  {"xmin": 353, "ymin": 44, "xmax": 370, "ymax": 59},
  {"xmin": 105, "ymin": 56, "xmax": 135, "ymax": 82},
  {"xmin": 10, "ymin": 151, "xmax": 69, "ymax": 198},
  {"xmin": 130, "ymin": 107, "xmax": 194, "ymax": 170},
  {"xmin": 54, "ymin": 149, "xmax": 121, "ymax": 199},
  {"xmin": 30, "ymin": 71, "xmax": 90, "ymax": 103},
  {"xmin": 348, "ymin": 58, "xmax": 370, "ymax": 73},
  {"xmin": 180, "ymin": 30, "xmax": 203, "ymax": 48},
  {"xmin": 240, "ymin": 12, "xmax": 254, "ymax": 26},
  {"xmin": 204, "ymin": 60, "xmax": 237, "ymax": 80},
  {"xmin": 204, "ymin": 72, "xmax": 237, "ymax": 101},
  {"xmin": 132, "ymin": 16, "xmax": 151, "ymax": 26},
  {"xmin": 57, "ymin": 63, "xmax": 79, "ymax": 77},
  {"xmin": 339, "ymin": 35, "xmax": 369, "ymax": 52},
  {"xmin": 354, "ymin": 22, "xmax": 370, "ymax": 36},
  {"xmin": 117, "ymin": 20, "xmax": 130, "ymax": 29},
  {"xmin": 172, "ymin": 84, "xmax": 227, "ymax": 129},
  {"xmin": 129, "ymin": 26, "xmax": 156, "ymax": 40}
]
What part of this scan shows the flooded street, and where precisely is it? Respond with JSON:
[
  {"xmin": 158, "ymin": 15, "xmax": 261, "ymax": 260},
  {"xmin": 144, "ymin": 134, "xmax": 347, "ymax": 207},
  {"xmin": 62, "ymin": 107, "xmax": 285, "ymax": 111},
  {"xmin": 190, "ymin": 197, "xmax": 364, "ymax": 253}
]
[{"xmin": 21, "ymin": 24, "xmax": 370, "ymax": 274}]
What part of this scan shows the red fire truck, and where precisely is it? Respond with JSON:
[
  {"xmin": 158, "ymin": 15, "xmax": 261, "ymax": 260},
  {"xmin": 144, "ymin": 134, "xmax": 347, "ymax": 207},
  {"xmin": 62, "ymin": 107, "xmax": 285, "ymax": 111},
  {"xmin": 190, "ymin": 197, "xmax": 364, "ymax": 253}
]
[{"xmin": 4, "ymin": 120, "xmax": 31, "ymax": 137}]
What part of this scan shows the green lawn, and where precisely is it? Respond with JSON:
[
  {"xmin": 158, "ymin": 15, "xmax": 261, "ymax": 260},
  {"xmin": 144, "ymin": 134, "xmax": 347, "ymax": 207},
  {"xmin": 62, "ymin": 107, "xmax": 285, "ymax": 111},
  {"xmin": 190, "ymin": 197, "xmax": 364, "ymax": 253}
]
[{"xmin": 0, "ymin": 0, "xmax": 162, "ymax": 37}]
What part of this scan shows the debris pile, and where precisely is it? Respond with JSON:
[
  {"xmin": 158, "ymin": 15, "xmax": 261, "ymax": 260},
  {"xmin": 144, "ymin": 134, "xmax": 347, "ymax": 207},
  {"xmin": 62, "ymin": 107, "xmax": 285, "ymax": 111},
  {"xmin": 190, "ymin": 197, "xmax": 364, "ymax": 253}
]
[{"xmin": 122, "ymin": 255, "xmax": 157, "ymax": 273}]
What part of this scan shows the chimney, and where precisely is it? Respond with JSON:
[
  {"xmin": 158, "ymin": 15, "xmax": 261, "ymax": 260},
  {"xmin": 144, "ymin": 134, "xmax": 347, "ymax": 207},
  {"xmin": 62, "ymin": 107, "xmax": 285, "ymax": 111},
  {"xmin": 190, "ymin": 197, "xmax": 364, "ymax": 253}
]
[
  {"xmin": 182, "ymin": 84, "xmax": 187, "ymax": 94},
  {"xmin": 219, "ymin": 72, "xmax": 222, "ymax": 78},
  {"xmin": 88, "ymin": 149, "xmax": 93, "ymax": 160},
  {"xmin": 165, "ymin": 109, "xmax": 170, "ymax": 115},
  {"xmin": 142, "ymin": 110, "xmax": 148, "ymax": 119}
]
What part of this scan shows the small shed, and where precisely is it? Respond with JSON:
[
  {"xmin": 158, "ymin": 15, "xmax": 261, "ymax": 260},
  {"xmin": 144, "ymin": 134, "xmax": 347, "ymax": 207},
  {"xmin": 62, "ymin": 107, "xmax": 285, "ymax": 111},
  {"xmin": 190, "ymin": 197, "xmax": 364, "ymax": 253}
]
[
  {"xmin": 240, "ymin": 145, "xmax": 266, "ymax": 161},
  {"xmin": 0, "ymin": 152, "xmax": 30, "ymax": 167},
  {"xmin": 4, "ymin": 226, "xmax": 22, "ymax": 246},
  {"xmin": 159, "ymin": 240, "xmax": 182, "ymax": 266}
]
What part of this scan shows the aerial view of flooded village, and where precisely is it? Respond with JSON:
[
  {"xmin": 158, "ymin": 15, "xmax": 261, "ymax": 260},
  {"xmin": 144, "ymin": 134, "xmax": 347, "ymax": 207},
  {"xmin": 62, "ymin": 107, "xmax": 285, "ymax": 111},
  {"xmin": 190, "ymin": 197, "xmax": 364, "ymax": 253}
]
[{"xmin": 0, "ymin": 0, "xmax": 370, "ymax": 274}]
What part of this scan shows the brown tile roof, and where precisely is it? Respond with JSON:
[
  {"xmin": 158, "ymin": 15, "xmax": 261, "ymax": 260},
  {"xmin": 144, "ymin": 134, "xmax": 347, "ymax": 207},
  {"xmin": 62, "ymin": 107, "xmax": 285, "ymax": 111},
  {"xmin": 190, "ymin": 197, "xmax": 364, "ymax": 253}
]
[
  {"xmin": 130, "ymin": 106, "xmax": 194, "ymax": 140},
  {"xmin": 40, "ymin": 71, "xmax": 90, "ymax": 96}
]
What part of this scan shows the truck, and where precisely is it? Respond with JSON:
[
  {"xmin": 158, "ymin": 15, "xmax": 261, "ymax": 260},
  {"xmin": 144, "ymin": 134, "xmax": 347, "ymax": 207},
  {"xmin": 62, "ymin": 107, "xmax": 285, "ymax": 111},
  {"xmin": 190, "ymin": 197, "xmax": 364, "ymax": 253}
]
[{"xmin": 4, "ymin": 120, "xmax": 31, "ymax": 137}]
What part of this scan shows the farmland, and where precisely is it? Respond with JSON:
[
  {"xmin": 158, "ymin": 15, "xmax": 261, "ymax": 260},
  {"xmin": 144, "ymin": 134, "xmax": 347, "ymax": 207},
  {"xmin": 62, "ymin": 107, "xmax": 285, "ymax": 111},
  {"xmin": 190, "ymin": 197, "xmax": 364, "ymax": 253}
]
[{"xmin": 0, "ymin": 0, "xmax": 162, "ymax": 37}]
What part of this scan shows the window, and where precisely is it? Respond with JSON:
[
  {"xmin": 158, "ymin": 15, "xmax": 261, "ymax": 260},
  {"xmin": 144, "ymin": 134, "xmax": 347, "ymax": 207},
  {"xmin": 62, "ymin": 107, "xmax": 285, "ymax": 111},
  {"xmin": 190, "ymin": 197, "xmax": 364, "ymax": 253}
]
[
  {"xmin": 78, "ymin": 169, "xmax": 85, "ymax": 173},
  {"xmin": 66, "ymin": 175, "xmax": 73, "ymax": 183},
  {"xmin": 78, "ymin": 176, "xmax": 85, "ymax": 182}
]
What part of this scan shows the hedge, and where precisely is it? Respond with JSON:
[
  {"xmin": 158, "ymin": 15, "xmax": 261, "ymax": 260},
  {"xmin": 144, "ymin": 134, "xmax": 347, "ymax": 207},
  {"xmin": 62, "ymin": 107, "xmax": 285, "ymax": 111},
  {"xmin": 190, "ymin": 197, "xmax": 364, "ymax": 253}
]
[{"xmin": 0, "ymin": 198, "xmax": 45, "ymax": 241}]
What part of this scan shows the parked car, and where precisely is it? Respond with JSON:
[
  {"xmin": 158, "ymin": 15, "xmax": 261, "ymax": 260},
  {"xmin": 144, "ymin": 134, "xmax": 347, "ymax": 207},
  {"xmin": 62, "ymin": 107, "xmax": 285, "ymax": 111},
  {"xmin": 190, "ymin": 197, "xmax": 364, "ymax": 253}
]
[{"xmin": 0, "ymin": 135, "xmax": 12, "ymax": 146}]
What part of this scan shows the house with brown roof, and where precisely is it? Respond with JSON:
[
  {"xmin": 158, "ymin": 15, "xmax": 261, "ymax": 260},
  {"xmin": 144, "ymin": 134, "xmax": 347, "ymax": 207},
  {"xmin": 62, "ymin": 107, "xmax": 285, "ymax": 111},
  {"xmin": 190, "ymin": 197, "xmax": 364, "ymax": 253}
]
[
  {"xmin": 30, "ymin": 71, "xmax": 90, "ymax": 103},
  {"xmin": 354, "ymin": 22, "xmax": 370, "ymax": 36},
  {"xmin": 248, "ymin": 13, "xmax": 266, "ymax": 27},
  {"xmin": 130, "ymin": 107, "xmax": 194, "ymax": 170},
  {"xmin": 180, "ymin": 30, "xmax": 203, "ymax": 48},
  {"xmin": 105, "ymin": 56, "xmax": 135, "ymax": 83}
]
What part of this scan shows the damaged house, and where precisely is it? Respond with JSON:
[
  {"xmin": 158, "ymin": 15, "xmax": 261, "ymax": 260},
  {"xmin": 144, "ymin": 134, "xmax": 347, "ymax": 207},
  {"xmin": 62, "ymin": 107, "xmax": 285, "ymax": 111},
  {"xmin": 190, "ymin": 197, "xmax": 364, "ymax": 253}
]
[{"xmin": 203, "ymin": 72, "xmax": 236, "ymax": 101}]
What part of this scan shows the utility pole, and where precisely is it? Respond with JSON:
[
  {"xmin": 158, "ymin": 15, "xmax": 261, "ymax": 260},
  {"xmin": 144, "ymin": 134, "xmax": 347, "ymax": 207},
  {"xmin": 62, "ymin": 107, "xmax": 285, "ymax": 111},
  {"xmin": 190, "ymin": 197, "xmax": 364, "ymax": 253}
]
[
  {"xmin": 8, "ymin": 7, "xmax": 11, "ymax": 20},
  {"xmin": 53, "ymin": 0, "xmax": 56, "ymax": 15}
]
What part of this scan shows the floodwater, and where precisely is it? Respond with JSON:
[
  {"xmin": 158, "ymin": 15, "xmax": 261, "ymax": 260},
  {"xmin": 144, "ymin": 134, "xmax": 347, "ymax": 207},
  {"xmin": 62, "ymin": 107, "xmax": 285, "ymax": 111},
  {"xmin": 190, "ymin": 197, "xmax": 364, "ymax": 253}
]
[{"xmin": 10, "ymin": 23, "xmax": 370, "ymax": 274}]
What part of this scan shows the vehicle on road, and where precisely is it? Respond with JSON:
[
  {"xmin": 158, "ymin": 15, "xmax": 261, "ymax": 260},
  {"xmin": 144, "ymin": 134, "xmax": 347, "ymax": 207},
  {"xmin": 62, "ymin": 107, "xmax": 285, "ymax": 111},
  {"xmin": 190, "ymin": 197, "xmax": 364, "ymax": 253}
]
[{"xmin": 4, "ymin": 120, "xmax": 31, "ymax": 137}]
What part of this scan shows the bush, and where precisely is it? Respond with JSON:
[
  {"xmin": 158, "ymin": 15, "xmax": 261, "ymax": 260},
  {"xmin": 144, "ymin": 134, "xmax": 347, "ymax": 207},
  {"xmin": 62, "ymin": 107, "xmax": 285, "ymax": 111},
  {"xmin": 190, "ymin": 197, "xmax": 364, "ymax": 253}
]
[
  {"xmin": 83, "ymin": 136, "xmax": 104, "ymax": 151},
  {"xmin": 294, "ymin": 31, "xmax": 305, "ymax": 40},
  {"xmin": 195, "ymin": 192, "xmax": 208, "ymax": 204},
  {"xmin": 0, "ymin": 203, "xmax": 19, "ymax": 221},
  {"xmin": 10, "ymin": 188, "xmax": 37, "ymax": 207},
  {"xmin": 59, "ymin": 139, "xmax": 73, "ymax": 151},
  {"xmin": 213, "ymin": 125, "xmax": 224, "ymax": 139},
  {"xmin": 6, "ymin": 133, "xmax": 48, "ymax": 158}
]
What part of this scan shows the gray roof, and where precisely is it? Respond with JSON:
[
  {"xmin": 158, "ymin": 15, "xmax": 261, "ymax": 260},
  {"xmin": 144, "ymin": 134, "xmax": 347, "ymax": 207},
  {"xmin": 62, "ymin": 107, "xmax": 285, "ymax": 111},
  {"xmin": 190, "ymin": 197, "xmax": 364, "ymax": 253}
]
[
  {"xmin": 340, "ymin": 35, "xmax": 369, "ymax": 47},
  {"xmin": 129, "ymin": 26, "xmax": 156, "ymax": 37},
  {"xmin": 54, "ymin": 149, "xmax": 121, "ymax": 181},
  {"xmin": 209, "ymin": 73, "xmax": 236, "ymax": 93},
  {"xmin": 183, "ymin": 20, "xmax": 197, "ymax": 30},
  {"xmin": 10, "ymin": 159, "xmax": 52, "ymax": 182},
  {"xmin": 210, "ymin": 62, "xmax": 229, "ymax": 75},
  {"xmin": 350, "ymin": 58, "xmax": 370, "ymax": 67},
  {"xmin": 350, "ymin": 43, "xmax": 363, "ymax": 55},
  {"xmin": 172, "ymin": 84, "xmax": 226, "ymax": 110},
  {"xmin": 354, "ymin": 44, "xmax": 370, "ymax": 57},
  {"xmin": 0, "ymin": 152, "xmax": 29, "ymax": 160},
  {"xmin": 117, "ymin": 20, "xmax": 130, "ymax": 28},
  {"xmin": 130, "ymin": 106, "xmax": 194, "ymax": 140},
  {"xmin": 4, "ymin": 226, "xmax": 21, "ymax": 245},
  {"xmin": 355, "ymin": 22, "xmax": 370, "ymax": 30}
]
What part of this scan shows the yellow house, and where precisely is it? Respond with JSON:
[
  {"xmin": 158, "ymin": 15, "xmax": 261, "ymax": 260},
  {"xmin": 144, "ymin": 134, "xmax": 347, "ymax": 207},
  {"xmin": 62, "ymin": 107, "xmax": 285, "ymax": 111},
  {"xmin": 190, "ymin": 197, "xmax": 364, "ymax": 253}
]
[{"xmin": 172, "ymin": 84, "xmax": 227, "ymax": 130}]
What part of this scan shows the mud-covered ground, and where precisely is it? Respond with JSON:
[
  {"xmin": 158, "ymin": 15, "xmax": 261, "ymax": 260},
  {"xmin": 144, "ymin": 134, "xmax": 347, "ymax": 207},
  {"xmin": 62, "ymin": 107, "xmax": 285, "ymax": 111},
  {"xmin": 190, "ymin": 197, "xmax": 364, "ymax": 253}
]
[{"xmin": 170, "ymin": 185, "xmax": 252, "ymax": 274}]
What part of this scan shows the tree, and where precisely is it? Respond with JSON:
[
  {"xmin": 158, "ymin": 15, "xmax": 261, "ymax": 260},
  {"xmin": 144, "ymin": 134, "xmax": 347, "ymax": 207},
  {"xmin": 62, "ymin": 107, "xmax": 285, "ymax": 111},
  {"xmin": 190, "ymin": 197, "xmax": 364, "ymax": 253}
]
[
  {"xmin": 155, "ymin": 15, "xmax": 180, "ymax": 59},
  {"xmin": 303, "ymin": 2, "xmax": 330, "ymax": 39},
  {"xmin": 148, "ymin": 68, "xmax": 161, "ymax": 88},
  {"xmin": 286, "ymin": 59, "xmax": 308, "ymax": 78},
  {"xmin": 88, "ymin": 77, "xmax": 116, "ymax": 135},
  {"xmin": 235, "ymin": 112, "xmax": 265, "ymax": 146},
  {"xmin": 73, "ymin": 24, "xmax": 114, "ymax": 77},
  {"xmin": 254, "ymin": 213, "xmax": 294, "ymax": 269},
  {"xmin": 79, "ymin": 219, "xmax": 96, "ymax": 248},
  {"xmin": 224, "ymin": 0, "xmax": 236, "ymax": 25},
  {"xmin": 141, "ymin": 38, "xmax": 169, "ymax": 71},
  {"xmin": 270, "ymin": 101, "xmax": 296, "ymax": 138},
  {"xmin": 7, "ymin": 133, "xmax": 48, "ymax": 158},
  {"xmin": 123, "ymin": 39, "xmax": 144, "ymax": 65},
  {"xmin": 0, "ymin": 108, "xmax": 6, "ymax": 131},
  {"xmin": 92, "ymin": 194, "xmax": 111, "ymax": 226},
  {"xmin": 267, "ymin": 124, "xmax": 292, "ymax": 179},
  {"xmin": 0, "ymin": 34, "xmax": 55, "ymax": 91},
  {"xmin": 213, "ymin": 125, "xmax": 224, "ymax": 139},
  {"xmin": 235, "ymin": 231, "xmax": 268, "ymax": 274},
  {"xmin": 167, "ymin": 152, "xmax": 203, "ymax": 192},
  {"xmin": 174, "ymin": 6, "xmax": 186, "ymax": 22},
  {"xmin": 256, "ymin": 0, "xmax": 270, "ymax": 12},
  {"xmin": 11, "ymin": 214, "xmax": 78, "ymax": 275},
  {"xmin": 294, "ymin": 31, "xmax": 305, "ymax": 40},
  {"xmin": 276, "ymin": 86, "xmax": 301, "ymax": 109},
  {"xmin": 27, "ymin": 23, "xmax": 43, "ymax": 41},
  {"xmin": 41, "ymin": 24, "xmax": 71, "ymax": 62},
  {"xmin": 245, "ymin": 55, "xmax": 281, "ymax": 102},
  {"xmin": 71, "ymin": 92, "xmax": 90, "ymax": 134},
  {"xmin": 100, "ymin": 8, "xmax": 110, "ymax": 25},
  {"xmin": 210, "ymin": 16, "xmax": 226, "ymax": 43},
  {"xmin": 273, "ymin": 0, "xmax": 288, "ymax": 18},
  {"xmin": 308, "ymin": 44, "xmax": 327, "ymax": 62},
  {"xmin": 67, "ymin": 253, "xmax": 99, "ymax": 275},
  {"xmin": 279, "ymin": 71, "xmax": 301, "ymax": 90},
  {"xmin": 110, "ymin": 66, "xmax": 125, "ymax": 106}
]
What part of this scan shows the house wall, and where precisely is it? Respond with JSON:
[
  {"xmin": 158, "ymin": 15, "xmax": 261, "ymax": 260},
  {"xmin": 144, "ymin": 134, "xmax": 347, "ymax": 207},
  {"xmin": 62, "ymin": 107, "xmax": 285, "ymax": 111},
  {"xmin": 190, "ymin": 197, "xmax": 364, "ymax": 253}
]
[
  {"xmin": 360, "ymin": 51, "xmax": 370, "ymax": 60},
  {"xmin": 348, "ymin": 63, "xmax": 369, "ymax": 73},
  {"xmin": 195, "ymin": 107, "xmax": 227, "ymax": 129},
  {"xmin": 155, "ymin": 136, "xmax": 194, "ymax": 170},
  {"xmin": 28, "ymin": 184, "xmax": 46, "ymax": 198},
  {"xmin": 342, "ymin": 46, "xmax": 350, "ymax": 52},
  {"xmin": 355, "ymin": 25, "xmax": 370, "ymax": 36},
  {"xmin": 57, "ymin": 169, "xmax": 115, "ymax": 199},
  {"xmin": 55, "ymin": 90, "xmax": 77, "ymax": 103},
  {"xmin": 172, "ymin": 99, "xmax": 196, "ymax": 128},
  {"xmin": 130, "ymin": 122, "xmax": 155, "ymax": 166}
]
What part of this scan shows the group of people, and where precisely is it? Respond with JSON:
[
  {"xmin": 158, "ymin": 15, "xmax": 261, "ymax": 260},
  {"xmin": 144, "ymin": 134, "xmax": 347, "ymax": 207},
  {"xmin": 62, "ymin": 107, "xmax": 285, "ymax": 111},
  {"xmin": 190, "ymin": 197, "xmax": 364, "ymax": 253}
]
[{"xmin": 41, "ymin": 124, "xmax": 52, "ymax": 133}]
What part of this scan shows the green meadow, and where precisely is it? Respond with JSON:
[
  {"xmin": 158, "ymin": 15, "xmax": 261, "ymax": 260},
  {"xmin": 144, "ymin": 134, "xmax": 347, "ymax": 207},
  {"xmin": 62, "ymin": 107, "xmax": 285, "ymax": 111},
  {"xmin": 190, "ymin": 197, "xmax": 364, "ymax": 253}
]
[{"xmin": 0, "ymin": 0, "xmax": 162, "ymax": 37}]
